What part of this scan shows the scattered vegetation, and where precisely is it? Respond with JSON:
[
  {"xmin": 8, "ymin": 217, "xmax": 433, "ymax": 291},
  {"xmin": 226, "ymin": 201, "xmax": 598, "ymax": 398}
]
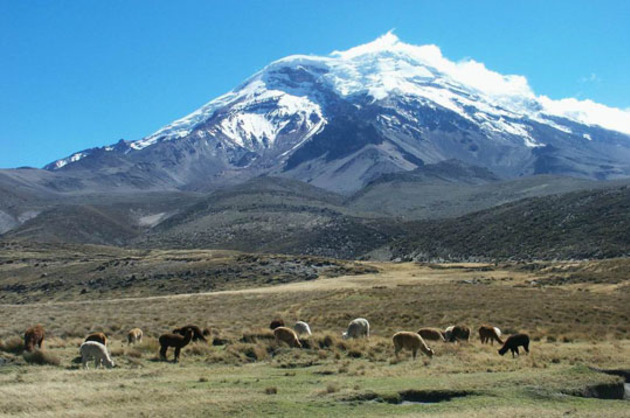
[
  {"xmin": 0, "ymin": 243, "xmax": 376, "ymax": 303},
  {"xmin": 391, "ymin": 186, "xmax": 630, "ymax": 261},
  {"xmin": 0, "ymin": 248, "xmax": 628, "ymax": 416},
  {"xmin": 22, "ymin": 349, "xmax": 61, "ymax": 366}
]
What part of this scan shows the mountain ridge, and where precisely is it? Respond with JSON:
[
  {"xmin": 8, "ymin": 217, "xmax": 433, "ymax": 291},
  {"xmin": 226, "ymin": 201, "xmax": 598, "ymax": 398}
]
[{"xmin": 29, "ymin": 33, "xmax": 630, "ymax": 194}]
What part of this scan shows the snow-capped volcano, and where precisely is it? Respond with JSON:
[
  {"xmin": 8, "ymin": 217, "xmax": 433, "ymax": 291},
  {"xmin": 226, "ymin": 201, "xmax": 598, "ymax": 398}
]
[{"xmin": 45, "ymin": 33, "xmax": 630, "ymax": 192}]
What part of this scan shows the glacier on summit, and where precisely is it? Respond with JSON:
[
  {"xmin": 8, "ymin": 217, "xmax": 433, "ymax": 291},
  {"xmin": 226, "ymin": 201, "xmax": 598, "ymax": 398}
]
[
  {"xmin": 45, "ymin": 33, "xmax": 630, "ymax": 193},
  {"xmin": 132, "ymin": 31, "xmax": 629, "ymax": 147}
]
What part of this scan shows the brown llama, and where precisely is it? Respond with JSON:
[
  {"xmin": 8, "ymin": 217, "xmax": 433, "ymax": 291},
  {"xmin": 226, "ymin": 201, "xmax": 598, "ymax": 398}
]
[
  {"xmin": 445, "ymin": 325, "xmax": 471, "ymax": 342},
  {"xmin": 273, "ymin": 327, "xmax": 302, "ymax": 348},
  {"xmin": 417, "ymin": 327, "xmax": 446, "ymax": 342},
  {"xmin": 127, "ymin": 328, "xmax": 143, "ymax": 345},
  {"xmin": 498, "ymin": 334, "xmax": 530, "ymax": 358},
  {"xmin": 478, "ymin": 325, "xmax": 503, "ymax": 345},
  {"xmin": 24, "ymin": 325, "xmax": 45, "ymax": 352},
  {"xmin": 173, "ymin": 325, "xmax": 207, "ymax": 343},
  {"xmin": 159, "ymin": 328, "xmax": 194, "ymax": 362},
  {"xmin": 269, "ymin": 318, "xmax": 285, "ymax": 330},
  {"xmin": 85, "ymin": 332, "xmax": 108, "ymax": 346},
  {"xmin": 393, "ymin": 332, "xmax": 434, "ymax": 360}
]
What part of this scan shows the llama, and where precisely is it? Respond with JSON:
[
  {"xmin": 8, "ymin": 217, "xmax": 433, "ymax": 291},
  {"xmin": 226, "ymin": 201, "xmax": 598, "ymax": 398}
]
[
  {"xmin": 85, "ymin": 332, "xmax": 108, "ymax": 346},
  {"xmin": 80, "ymin": 341, "xmax": 115, "ymax": 369},
  {"xmin": 127, "ymin": 328, "xmax": 143, "ymax": 345},
  {"xmin": 274, "ymin": 327, "xmax": 302, "ymax": 348},
  {"xmin": 342, "ymin": 318, "xmax": 370, "ymax": 339},
  {"xmin": 417, "ymin": 327, "xmax": 446, "ymax": 342},
  {"xmin": 498, "ymin": 333, "xmax": 530, "ymax": 358},
  {"xmin": 173, "ymin": 325, "xmax": 207, "ymax": 343},
  {"xmin": 393, "ymin": 331, "xmax": 434, "ymax": 360},
  {"xmin": 478, "ymin": 325, "xmax": 503, "ymax": 345},
  {"xmin": 269, "ymin": 318, "xmax": 285, "ymax": 330},
  {"xmin": 159, "ymin": 328, "xmax": 194, "ymax": 362},
  {"xmin": 445, "ymin": 325, "xmax": 471, "ymax": 342},
  {"xmin": 293, "ymin": 321, "xmax": 312, "ymax": 336},
  {"xmin": 24, "ymin": 325, "xmax": 45, "ymax": 352}
]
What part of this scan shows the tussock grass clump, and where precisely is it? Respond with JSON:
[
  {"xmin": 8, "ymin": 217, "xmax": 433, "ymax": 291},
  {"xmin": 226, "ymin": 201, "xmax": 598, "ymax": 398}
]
[
  {"xmin": 305, "ymin": 332, "xmax": 347, "ymax": 353},
  {"xmin": 240, "ymin": 329, "xmax": 275, "ymax": 344},
  {"xmin": 23, "ymin": 350, "xmax": 60, "ymax": 366},
  {"xmin": 228, "ymin": 342, "xmax": 270, "ymax": 362},
  {"xmin": 45, "ymin": 337, "xmax": 72, "ymax": 349},
  {"xmin": 124, "ymin": 348, "xmax": 143, "ymax": 358},
  {"xmin": 60, "ymin": 328, "xmax": 90, "ymax": 339},
  {"xmin": 110, "ymin": 347, "xmax": 125, "ymax": 356},
  {"xmin": 187, "ymin": 342, "xmax": 214, "ymax": 357},
  {"xmin": 135, "ymin": 338, "xmax": 160, "ymax": 354},
  {"xmin": 212, "ymin": 337, "xmax": 231, "ymax": 346},
  {"xmin": 0, "ymin": 337, "xmax": 24, "ymax": 354},
  {"xmin": 326, "ymin": 383, "xmax": 340, "ymax": 394}
]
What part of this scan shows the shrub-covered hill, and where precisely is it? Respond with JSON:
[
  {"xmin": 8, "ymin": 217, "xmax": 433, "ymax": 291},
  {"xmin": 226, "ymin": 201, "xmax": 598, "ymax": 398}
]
[{"xmin": 391, "ymin": 185, "xmax": 630, "ymax": 261}]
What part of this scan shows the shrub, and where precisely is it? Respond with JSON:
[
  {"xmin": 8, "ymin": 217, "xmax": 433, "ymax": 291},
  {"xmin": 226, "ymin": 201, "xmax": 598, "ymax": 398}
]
[
  {"xmin": 0, "ymin": 337, "xmax": 24, "ymax": 354},
  {"xmin": 347, "ymin": 349, "xmax": 362, "ymax": 358},
  {"xmin": 241, "ymin": 329, "xmax": 275, "ymax": 344},
  {"xmin": 126, "ymin": 348, "xmax": 143, "ymax": 358},
  {"xmin": 110, "ymin": 347, "xmax": 124, "ymax": 356},
  {"xmin": 23, "ymin": 350, "xmax": 60, "ymax": 366},
  {"xmin": 135, "ymin": 338, "xmax": 160, "ymax": 354},
  {"xmin": 187, "ymin": 343, "xmax": 214, "ymax": 357},
  {"xmin": 228, "ymin": 343, "xmax": 269, "ymax": 362}
]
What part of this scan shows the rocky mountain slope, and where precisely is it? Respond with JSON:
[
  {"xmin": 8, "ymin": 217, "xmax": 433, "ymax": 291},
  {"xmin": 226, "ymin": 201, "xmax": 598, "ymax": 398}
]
[
  {"xmin": 389, "ymin": 185, "xmax": 630, "ymax": 261},
  {"xmin": 14, "ymin": 33, "xmax": 630, "ymax": 196},
  {"xmin": 2, "ymin": 34, "xmax": 630, "ymax": 260}
]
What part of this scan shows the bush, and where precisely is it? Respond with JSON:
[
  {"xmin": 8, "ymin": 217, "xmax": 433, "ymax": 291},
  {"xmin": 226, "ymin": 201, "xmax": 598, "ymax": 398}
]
[
  {"xmin": 228, "ymin": 342, "xmax": 269, "ymax": 362},
  {"xmin": 240, "ymin": 329, "xmax": 274, "ymax": 344},
  {"xmin": 135, "ymin": 338, "xmax": 160, "ymax": 354},
  {"xmin": 187, "ymin": 343, "xmax": 214, "ymax": 357},
  {"xmin": 110, "ymin": 347, "xmax": 125, "ymax": 356},
  {"xmin": 0, "ymin": 337, "xmax": 24, "ymax": 354},
  {"xmin": 326, "ymin": 383, "xmax": 340, "ymax": 393},
  {"xmin": 23, "ymin": 350, "xmax": 60, "ymax": 366},
  {"xmin": 126, "ymin": 348, "xmax": 143, "ymax": 358}
]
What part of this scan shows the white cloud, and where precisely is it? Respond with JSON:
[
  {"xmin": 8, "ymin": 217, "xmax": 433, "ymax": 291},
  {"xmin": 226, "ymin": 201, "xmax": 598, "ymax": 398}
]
[
  {"xmin": 330, "ymin": 33, "xmax": 630, "ymax": 135},
  {"xmin": 539, "ymin": 96, "xmax": 630, "ymax": 135},
  {"xmin": 579, "ymin": 73, "xmax": 600, "ymax": 83}
]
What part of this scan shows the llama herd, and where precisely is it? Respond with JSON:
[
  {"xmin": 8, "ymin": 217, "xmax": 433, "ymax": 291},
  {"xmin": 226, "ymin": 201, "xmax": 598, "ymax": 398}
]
[
  {"xmin": 270, "ymin": 317, "xmax": 530, "ymax": 360},
  {"xmin": 21, "ymin": 317, "xmax": 530, "ymax": 370}
]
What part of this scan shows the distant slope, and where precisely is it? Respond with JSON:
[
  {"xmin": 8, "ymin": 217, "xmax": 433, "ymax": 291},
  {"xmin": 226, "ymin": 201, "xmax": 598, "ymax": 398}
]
[
  {"xmin": 5, "ymin": 172, "xmax": 630, "ymax": 261},
  {"xmin": 348, "ymin": 161, "xmax": 630, "ymax": 220},
  {"xmin": 1, "ymin": 191, "xmax": 202, "ymax": 245},
  {"xmin": 5, "ymin": 205, "xmax": 141, "ymax": 246},
  {"xmin": 0, "ymin": 168, "xmax": 60, "ymax": 233},
  {"xmin": 137, "ymin": 176, "xmax": 401, "ymax": 259},
  {"xmin": 390, "ymin": 185, "xmax": 630, "ymax": 261},
  {"xmin": 0, "ymin": 242, "xmax": 376, "ymax": 304}
]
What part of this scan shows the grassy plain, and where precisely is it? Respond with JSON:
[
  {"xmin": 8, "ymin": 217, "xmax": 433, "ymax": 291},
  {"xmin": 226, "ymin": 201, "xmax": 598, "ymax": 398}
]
[{"xmin": 0, "ymin": 252, "xmax": 629, "ymax": 417}]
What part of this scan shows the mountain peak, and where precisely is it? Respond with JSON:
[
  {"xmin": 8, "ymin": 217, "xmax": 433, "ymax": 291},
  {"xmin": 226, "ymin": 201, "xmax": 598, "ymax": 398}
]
[
  {"xmin": 42, "ymin": 35, "xmax": 630, "ymax": 193},
  {"xmin": 331, "ymin": 31, "xmax": 404, "ymax": 59}
]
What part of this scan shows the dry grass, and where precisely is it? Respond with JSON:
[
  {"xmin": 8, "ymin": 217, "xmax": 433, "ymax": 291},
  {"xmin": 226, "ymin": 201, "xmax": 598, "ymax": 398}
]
[
  {"xmin": 0, "ymin": 337, "xmax": 24, "ymax": 354},
  {"xmin": 22, "ymin": 349, "xmax": 61, "ymax": 366},
  {"xmin": 0, "ymin": 257, "xmax": 628, "ymax": 416},
  {"xmin": 0, "ymin": 243, "xmax": 374, "ymax": 304}
]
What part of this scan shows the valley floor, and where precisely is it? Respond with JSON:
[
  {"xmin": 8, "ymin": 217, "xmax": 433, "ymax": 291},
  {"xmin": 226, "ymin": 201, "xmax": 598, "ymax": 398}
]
[{"xmin": 1, "ymin": 259, "xmax": 629, "ymax": 416}]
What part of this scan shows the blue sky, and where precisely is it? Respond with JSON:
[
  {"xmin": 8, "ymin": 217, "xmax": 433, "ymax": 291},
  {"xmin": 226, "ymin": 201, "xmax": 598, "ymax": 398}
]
[{"xmin": 1, "ymin": 0, "xmax": 629, "ymax": 168}]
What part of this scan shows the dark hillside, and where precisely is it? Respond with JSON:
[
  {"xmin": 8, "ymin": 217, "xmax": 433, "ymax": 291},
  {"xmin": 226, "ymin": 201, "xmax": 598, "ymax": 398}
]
[{"xmin": 391, "ymin": 186, "xmax": 630, "ymax": 261}]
